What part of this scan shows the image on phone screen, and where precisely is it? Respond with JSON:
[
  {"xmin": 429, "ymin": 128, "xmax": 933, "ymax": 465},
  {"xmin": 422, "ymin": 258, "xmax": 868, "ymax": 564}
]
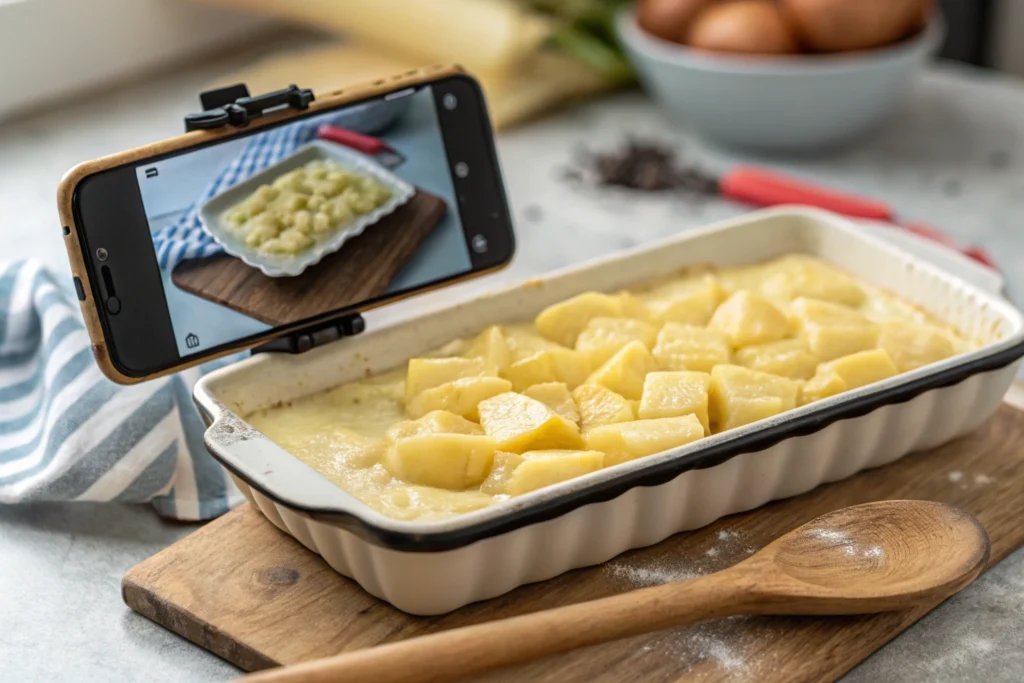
[{"xmin": 80, "ymin": 78, "xmax": 512, "ymax": 373}]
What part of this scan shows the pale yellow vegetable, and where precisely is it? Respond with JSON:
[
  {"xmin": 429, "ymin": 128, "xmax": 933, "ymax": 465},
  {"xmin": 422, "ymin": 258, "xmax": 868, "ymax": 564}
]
[
  {"xmin": 734, "ymin": 339, "xmax": 819, "ymax": 380},
  {"xmin": 820, "ymin": 349, "xmax": 899, "ymax": 390},
  {"xmin": 503, "ymin": 450, "xmax": 605, "ymax": 496},
  {"xmin": 572, "ymin": 383, "xmax": 635, "ymax": 433},
  {"xmin": 575, "ymin": 317, "xmax": 659, "ymax": 367},
  {"xmin": 535, "ymin": 292, "xmax": 623, "ymax": 347},
  {"xmin": 464, "ymin": 326, "xmax": 512, "ymax": 373},
  {"xmin": 652, "ymin": 323, "xmax": 731, "ymax": 373},
  {"xmin": 386, "ymin": 434, "xmax": 497, "ymax": 490},
  {"xmin": 878, "ymin": 320, "xmax": 955, "ymax": 373},
  {"xmin": 505, "ymin": 349, "xmax": 591, "ymax": 392},
  {"xmin": 385, "ymin": 410, "xmax": 484, "ymax": 442},
  {"xmin": 790, "ymin": 297, "xmax": 879, "ymax": 361},
  {"xmin": 477, "ymin": 392, "xmax": 583, "ymax": 453},
  {"xmin": 637, "ymin": 371, "xmax": 712, "ymax": 434},
  {"xmin": 708, "ymin": 291, "xmax": 790, "ymax": 348},
  {"xmin": 405, "ymin": 376, "xmax": 513, "ymax": 420},
  {"xmin": 585, "ymin": 415, "xmax": 704, "ymax": 467},
  {"xmin": 709, "ymin": 364, "xmax": 799, "ymax": 432},
  {"xmin": 522, "ymin": 383, "xmax": 580, "ymax": 424},
  {"xmin": 405, "ymin": 357, "xmax": 497, "ymax": 400},
  {"xmin": 799, "ymin": 369, "xmax": 847, "ymax": 405},
  {"xmin": 586, "ymin": 340, "xmax": 661, "ymax": 400}
]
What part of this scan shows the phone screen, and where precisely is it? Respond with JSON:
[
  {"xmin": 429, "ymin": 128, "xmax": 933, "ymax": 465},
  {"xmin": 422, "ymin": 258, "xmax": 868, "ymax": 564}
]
[{"xmin": 73, "ymin": 76, "xmax": 514, "ymax": 377}]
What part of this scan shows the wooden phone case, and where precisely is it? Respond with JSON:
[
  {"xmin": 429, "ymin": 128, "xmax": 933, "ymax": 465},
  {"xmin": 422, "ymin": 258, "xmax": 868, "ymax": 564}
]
[{"xmin": 56, "ymin": 64, "xmax": 504, "ymax": 385}]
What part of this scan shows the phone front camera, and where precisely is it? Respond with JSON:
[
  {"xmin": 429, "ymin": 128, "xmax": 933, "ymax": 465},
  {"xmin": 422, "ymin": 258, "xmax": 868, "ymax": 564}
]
[
  {"xmin": 454, "ymin": 162, "xmax": 469, "ymax": 178},
  {"xmin": 442, "ymin": 93, "xmax": 457, "ymax": 111}
]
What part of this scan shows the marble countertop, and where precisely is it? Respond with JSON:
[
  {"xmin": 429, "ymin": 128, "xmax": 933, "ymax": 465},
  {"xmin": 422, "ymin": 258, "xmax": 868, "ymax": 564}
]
[{"xmin": 1, "ymin": 46, "xmax": 1023, "ymax": 681}]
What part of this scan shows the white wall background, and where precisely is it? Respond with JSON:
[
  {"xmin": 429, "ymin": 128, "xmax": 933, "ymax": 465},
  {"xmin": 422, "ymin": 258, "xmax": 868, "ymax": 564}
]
[{"xmin": 0, "ymin": 0, "xmax": 271, "ymax": 121}]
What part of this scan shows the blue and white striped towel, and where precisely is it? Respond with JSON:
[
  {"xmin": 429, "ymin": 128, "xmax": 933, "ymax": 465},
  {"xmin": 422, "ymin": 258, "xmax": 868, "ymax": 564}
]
[
  {"xmin": 0, "ymin": 260, "xmax": 245, "ymax": 520},
  {"xmin": 153, "ymin": 116, "xmax": 322, "ymax": 270}
]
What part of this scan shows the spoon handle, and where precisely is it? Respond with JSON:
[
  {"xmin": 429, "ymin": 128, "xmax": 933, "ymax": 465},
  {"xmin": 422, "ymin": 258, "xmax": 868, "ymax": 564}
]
[{"xmin": 241, "ymin": 571, "xmax": 755, "ymax": 683}]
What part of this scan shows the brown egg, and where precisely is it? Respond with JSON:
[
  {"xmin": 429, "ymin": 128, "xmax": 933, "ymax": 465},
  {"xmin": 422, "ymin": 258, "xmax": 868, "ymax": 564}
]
[
  {"xmin": 685, "ymin": 0, "xmax": 800, "ymax": 55},
  {"xmin": 781, "ymin": 0, "xmax": 929, "ymax": 52},
  {"xmin": 638, "ymin": 0, "xmax": 717, "ymax": 42}
]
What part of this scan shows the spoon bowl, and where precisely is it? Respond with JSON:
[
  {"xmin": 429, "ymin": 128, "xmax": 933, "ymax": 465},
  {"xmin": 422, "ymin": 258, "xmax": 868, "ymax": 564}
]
[{"xmin": 747, "ymin": 500, "xmax": 991, "ymax": 613}]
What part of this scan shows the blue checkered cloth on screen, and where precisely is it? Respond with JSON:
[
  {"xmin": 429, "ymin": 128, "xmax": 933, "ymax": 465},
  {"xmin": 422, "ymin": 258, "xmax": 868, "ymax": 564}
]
[
  {"xmin": 0, "ymin": 260, "xmax": 245, "ymax": 520},
  {"xmin": 152, "ymin": 116, "xmax": 322, "ymax": 270}
]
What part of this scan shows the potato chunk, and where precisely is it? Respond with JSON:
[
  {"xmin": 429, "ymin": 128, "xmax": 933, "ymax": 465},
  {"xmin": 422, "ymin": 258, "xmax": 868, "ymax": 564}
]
[
  {"xmin": 502, "ymin": 450, "xmax": 605, "ymax": 496},
  {"xmin": 878, "ymin": 320, "xmax": 956, "ymax": 373},
  {"xmin": 585, "ymin": 415, "xmax": 704, "ymax": 467},
  {"xmin": 759, "ymin": 257, "xmax": 865, "ymax": 307},
  {"xmin": 586, "ymin": 340, "xmax": 660, "ymax": 400},
  {"xmin": 385, "ymin": 410, "xmax": 484, "ymax": 442},
  {"xmin": 637, "ymin": 371, "xmax": 712, "ymax": 434},
  {"xmin": 477, "ymin": 392, "xmax": 584, "ymax": 452},
  {"xmin": 614, "ymin": 291, "xmax": 655, "ymax": 323},
  {"xmin": 535, "ymin": 292, "xmax": 623, "ymax": 347},
  {"xmin": 406, "ymin": 376, "xmax": 513, "ymax": 420},
  {"xmin": 405, "ymin": 357, "xmax": 497, "ymax": 400},
  {"xmin": 522, "ymin": 382, "xmax": 580, "ymax": 424},
  {"xmin": 709, "ymin": 364, "xmax": 799, "ymax": 432},
  {"xmin": 652, "ymin": 324, "xmax": 731, "ymax": 373},
  {"xmin": 790, "ymin": 297, "xmax": 879, "ymax": 361},
  {"xmin": 708, "ymin": 291, "xmax": 790, "ymax": 348},
  {"xmin": 572, "ymin": 383, "xmax": 635, "ymax": 433},
  {"xmin": 505, "ymin": 349, "xmax": 591, "ymax": 392},
  {"xmin": 820, "ymin": 349, "xmax": 899, "ymax": 390},
  {"xmin": 479, "ymin": 451, "xmax": 525, "ymax": 495},
  {"xmin": 386, "ymin": 434, "xmax": 496, "ymax": 490},
  {"xmin": 734, "ymin": 339, "xmax": 819, "ymax": 380},
  {"xmin": 644, "ymin": 275, "xmax": 726, "ymax": 326},
  {"xmin": 799, "ymin": 369, "xmax": 847, "ymax": 405},
  {"xmin": 464, "ymin": 325, "xmax": 511, "ymax": 372},
  {"xmin": 575, "ymin": 316, "xmax": 659, "ymax": 366}
]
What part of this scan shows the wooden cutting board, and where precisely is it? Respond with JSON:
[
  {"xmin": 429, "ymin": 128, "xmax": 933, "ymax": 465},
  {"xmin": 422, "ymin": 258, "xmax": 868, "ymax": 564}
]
[
  {"xmin": 123, "ymin": 401, "xmax": 1024, "ymax": 682},
  {"xmin": 171, "ymin": 190, "xmax": 447, "ymax": 326}
]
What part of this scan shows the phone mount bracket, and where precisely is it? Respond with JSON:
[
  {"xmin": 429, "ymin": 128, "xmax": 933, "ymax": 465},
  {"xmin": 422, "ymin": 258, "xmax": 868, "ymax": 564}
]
[
  {"xmin": 251, "ymin": 313, "xmax": 367, "ymax": 356},
  {"xmin": 184, "ymin": 83, "xmax": 315, "ymax": 132}
]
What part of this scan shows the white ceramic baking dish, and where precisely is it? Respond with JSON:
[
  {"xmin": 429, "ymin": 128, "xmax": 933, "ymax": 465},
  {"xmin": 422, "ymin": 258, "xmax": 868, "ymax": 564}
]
[{"xmin": 193, "ymin": 207, "xmax": 1024, "ymax": 615}]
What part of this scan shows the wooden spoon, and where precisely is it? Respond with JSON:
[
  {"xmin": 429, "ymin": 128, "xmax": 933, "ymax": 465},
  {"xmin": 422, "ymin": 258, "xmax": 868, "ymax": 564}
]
[{"xmin": 242, "ymin": 500, "xmax": 989, "ymax": 683}]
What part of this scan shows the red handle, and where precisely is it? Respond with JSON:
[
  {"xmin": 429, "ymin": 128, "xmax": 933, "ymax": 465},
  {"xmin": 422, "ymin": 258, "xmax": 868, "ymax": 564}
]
[
  {"xmin": 719, "ymin": 166, "xmax": 895, "ymax": 220},
  {"xmin": 317, "ymin": 124, "xmax": 391, "ymax": 155},
  {"xmin": 719, "ymin": 166, "xmax": 997, "ymax": 270}
]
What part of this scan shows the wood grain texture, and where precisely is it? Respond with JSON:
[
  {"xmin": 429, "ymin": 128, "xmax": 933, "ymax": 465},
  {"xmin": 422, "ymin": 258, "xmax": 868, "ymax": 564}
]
[
  {"xmin": 123, "ymin": 404, "xmax": 1024, "ymax": 682},
  {"xmin": 171, "ymin": 191, "xmax": 447, "ymax": 326}
]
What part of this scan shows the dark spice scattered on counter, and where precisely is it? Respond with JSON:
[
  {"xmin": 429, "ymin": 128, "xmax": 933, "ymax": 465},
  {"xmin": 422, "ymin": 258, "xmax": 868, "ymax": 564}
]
[{"xmin": 565, "ymin": 140, "xmax": 719, "ymax": 195}]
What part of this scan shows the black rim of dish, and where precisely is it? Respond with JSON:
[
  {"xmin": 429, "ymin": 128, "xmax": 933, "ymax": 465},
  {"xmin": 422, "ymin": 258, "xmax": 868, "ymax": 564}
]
[{"xmin": 206, "ymin": 338, "xmax": 1024, "ymax": 553}]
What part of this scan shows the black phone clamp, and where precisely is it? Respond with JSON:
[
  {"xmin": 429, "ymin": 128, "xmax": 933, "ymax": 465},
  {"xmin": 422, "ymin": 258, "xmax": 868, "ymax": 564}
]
[
  {"xmin": 252, "ymin": 313, "xmax": 367, "ymax": 356},
  {"xmin": 184, "ymin": 83, "xmax": 315, "ymax": 132}
]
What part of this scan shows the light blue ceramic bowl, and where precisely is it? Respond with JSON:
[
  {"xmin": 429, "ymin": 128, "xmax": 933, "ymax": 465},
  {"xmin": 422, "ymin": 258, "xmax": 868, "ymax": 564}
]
[{"xmin": 616, "ymin": 8, "xmax": 945, "ymax": 153}]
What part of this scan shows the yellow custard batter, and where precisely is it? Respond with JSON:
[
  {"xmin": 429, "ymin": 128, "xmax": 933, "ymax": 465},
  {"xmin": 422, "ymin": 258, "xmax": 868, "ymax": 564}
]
[{"xmin": 246, "ymin": 255, "xmax": 973, "ymax": 521}]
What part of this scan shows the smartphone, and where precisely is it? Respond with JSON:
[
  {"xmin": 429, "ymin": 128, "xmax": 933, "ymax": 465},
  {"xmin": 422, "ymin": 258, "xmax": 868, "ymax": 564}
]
[{"xmin": 58, "ymin": 67, "xmax": 515, "ymax": 384}]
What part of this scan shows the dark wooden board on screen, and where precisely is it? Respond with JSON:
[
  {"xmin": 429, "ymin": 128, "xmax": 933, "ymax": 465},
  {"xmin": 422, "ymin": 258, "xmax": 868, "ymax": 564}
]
[
  {"xmin": 123, "ymin": 401, "xmax": 1024, "ymax": 682},
  {"xmin": 171, "ymin": 190, "xmax": 447, "ymax": 326}
]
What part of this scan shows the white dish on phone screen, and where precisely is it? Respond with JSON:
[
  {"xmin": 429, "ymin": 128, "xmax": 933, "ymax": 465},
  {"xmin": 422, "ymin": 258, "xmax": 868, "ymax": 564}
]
[{"xmin": 198, "ymin": 140, "xmax": 415, "ymax": 278}]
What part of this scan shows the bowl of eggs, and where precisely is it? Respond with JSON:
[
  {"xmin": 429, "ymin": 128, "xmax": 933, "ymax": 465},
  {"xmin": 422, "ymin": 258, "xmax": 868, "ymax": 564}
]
[{"xmin": 617, "ymin": 0, "xmax": 944, "ymax": 152}]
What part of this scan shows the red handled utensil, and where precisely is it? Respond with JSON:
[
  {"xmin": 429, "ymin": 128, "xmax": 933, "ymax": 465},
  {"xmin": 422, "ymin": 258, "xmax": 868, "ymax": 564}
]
[
  {"xmin": 317, "ymin": 124, "xmax": 405, "ymax": 169},
  {"xmin": 718, "ymin": 166, "xmax": 997, "ymax": 270}
]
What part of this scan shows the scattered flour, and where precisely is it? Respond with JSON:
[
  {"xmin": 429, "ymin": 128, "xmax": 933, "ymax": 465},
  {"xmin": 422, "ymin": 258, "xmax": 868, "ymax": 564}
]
[
  {"xmin": 605, "ymin": 530, "xmax": 762, "ymax": 678},
  {"xmin": 947, "ymin": 470, "xmax": 997, "ymax": 490},
  {"xmin": 607, "ymin": 563, "xmax": 702, "ymax": 587}
]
